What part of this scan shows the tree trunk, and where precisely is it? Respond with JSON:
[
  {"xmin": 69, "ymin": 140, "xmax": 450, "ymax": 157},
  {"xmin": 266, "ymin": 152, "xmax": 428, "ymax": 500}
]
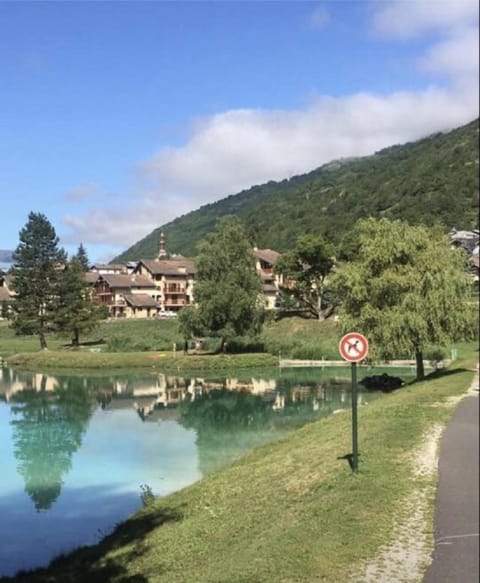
[
  {"xmin": 415, "ymin": 349, "xmax": 425, "ymax": 381},
  {"xmin": 219, "ymin": 337, "xmax": 227, "ymax": 354},
  {"xmin": 39, "ymin": 330, "xmax": 48, "ymax": 350},
  {"xmin": 72, "ymin": 328, "xmax": 80, "ymax": 347}
]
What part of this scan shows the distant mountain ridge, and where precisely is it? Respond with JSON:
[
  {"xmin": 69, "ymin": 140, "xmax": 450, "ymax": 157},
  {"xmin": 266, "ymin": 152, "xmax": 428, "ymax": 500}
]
[
  {"xmin": 115, "ymin": 119, "xmax": 479, "ymax": 261},
  {"xmin": 0, "ymin": 250, "xmax": 13, "ymax": 264}
]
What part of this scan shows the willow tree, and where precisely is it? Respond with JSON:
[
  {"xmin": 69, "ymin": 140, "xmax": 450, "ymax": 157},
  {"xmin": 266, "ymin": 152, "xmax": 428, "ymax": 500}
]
[{"xmin": 334, "ymin": 218, "xmax": 476, "ymax": 380}]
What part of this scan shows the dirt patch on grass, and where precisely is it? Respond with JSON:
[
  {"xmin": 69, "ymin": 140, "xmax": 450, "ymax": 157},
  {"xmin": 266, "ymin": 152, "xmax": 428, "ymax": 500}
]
[{"xmin": 356, "ymin": 425, "xmax": 442, "ymax": 583}]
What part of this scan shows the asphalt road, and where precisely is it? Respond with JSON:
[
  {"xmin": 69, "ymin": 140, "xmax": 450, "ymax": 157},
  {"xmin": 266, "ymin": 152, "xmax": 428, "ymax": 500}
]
[{"xmin": 423, "ymin": 390, "xmax": 479, "ymax": 583}]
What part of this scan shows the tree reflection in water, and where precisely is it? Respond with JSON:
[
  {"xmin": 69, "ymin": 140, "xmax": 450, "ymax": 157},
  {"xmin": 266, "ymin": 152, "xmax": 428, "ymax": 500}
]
[
  {"xmin": 9, "ymin": 376, "xmax": 95, "ymax": 510},
  {"xmin": 177, "ymin": 386, "xmax": 327, "ymax": 475}
]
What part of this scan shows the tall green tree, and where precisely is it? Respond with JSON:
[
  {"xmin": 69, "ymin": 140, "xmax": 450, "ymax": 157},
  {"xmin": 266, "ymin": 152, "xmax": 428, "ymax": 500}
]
[
  {"xmin": 10, "ymin": 212, "xmax": 66, "ymax": 349},
  {"xmin": 10, "ymin": 375, "xmax": 94, "ymax": 510},
  {"xmin": 333, "ymin": 218, "xmax": 476, "ymax": 380},
  {"xmin": 180, "ymin": 217, "xmax": 264, "ymax": 353},
  {"xmin": 53, "ymin": 248, "xmax": 106, "ymax": 347},
  {"xmin": 275, "ymin": 234, "xmax": 335, "ymax": 320},
  {"xmin": 75, "ymin": 242, "xmax": 90, "ymax": 272}
]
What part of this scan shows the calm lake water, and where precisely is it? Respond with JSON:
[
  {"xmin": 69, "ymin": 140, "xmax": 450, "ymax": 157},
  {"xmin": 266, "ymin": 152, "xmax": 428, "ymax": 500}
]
[{"xmin": 0, "ymin": 364, "xmax": 413, "ymax": 576}]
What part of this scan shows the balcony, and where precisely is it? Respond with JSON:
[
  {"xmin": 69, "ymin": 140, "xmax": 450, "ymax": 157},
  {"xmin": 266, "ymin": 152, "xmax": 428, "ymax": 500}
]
[
  {"xmin": 164, "ymin": 297, "xmax": 187, "ymax": 307},
  {"xmin": 165, "ymin": 285, "xmax": 185, "ymax": 294}
]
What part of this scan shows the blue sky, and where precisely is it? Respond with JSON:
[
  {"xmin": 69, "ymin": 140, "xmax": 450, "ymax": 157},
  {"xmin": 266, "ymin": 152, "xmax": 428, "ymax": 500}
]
[{"xmin": 1, "ymin": 1, "xmax": 478, "ymax": 263}]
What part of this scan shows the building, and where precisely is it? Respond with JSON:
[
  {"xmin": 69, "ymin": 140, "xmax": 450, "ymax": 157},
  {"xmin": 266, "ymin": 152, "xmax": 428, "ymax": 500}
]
[
  {"xmin": 85, "ymin": 233, "xmax": 283, "ymax": 319},
  {"xmin": 132, "ymin": 232, "xmax": 196, "ymax": 313},
  {"xmin": 93, "ymin": 273, "xmax": 159, "ymax": 318},
  {"xmin": 253, "ymin": 247, "xmax": 283, "ymax": 310}
]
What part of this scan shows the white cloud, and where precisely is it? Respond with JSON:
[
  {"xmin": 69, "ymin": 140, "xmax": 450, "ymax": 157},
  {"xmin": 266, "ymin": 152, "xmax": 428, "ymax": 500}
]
[
  {"xmin": 62, "ymin": 0, "xmax": 480, "ymax": 252},
  {"xmin": 371, "ymin": 0, "xmax": 478, "ymax": 39},
  {"xmin": 419, "ymin": 25, "xmax": 479, "ymax": 82}
]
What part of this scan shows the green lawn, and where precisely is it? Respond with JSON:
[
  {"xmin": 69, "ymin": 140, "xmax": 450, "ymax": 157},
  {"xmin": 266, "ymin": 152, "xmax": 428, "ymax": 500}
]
[{"xmin": 4, "ymin": 346, "xmax": 477, "ymax": 583}]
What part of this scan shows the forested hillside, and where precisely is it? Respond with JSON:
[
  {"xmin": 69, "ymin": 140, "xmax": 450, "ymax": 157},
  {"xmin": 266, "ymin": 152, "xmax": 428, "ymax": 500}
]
[{"xmin": 116, "ymin": 118, "xmax": 479, "ymax": 261}]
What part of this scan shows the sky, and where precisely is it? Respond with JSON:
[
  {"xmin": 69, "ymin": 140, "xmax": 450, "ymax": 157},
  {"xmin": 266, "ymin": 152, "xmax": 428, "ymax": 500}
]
[{"xmin": 1, "ymin": 0, "xmax": 478, "ymax": 263}]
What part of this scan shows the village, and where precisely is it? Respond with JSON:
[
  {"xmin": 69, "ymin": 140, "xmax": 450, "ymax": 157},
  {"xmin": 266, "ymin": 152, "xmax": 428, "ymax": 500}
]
[{"xmin": 1, "ymin": 227, "xmax": 478, "ymax": 322}]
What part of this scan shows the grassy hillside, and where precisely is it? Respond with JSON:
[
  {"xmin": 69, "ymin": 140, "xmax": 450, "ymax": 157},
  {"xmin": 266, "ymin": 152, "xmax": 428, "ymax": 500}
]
[{"xmin": 116, "ymin": 119, "xmax": 479, "ymax": 260}]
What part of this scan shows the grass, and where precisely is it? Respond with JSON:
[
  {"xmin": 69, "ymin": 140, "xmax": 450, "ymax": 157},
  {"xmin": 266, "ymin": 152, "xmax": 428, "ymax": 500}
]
[
  {"xmin": 0, "ymin": 317, "xmax": 342, "ymax": 369},
  {"xmin": 0, "ymin": 313, "xmax": 467, "ymax": 372},
  {"xmin": 3, "ymin": 346, "xmax": 477, "ymax": 583},
  {"xmin": 6, "ymin": 350, "xmax": 278, "ymax": 371}
]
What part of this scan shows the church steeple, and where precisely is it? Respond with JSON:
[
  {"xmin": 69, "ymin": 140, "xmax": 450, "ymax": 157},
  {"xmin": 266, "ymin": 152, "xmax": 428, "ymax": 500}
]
[{"xmin": 156, "ymin": 231, "xmax": 168, "ymax": 261}]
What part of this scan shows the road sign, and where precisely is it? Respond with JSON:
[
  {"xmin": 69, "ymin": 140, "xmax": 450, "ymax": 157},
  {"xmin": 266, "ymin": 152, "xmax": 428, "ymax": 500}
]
[{"xmin": 339, "ymin": 332, "xmax": 369, "ymax": 363}]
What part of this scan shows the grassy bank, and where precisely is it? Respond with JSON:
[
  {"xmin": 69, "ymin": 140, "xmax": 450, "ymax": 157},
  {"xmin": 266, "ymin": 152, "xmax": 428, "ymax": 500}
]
[
  {"xmin": 6, "ymin": 350, "xmax": 278, "ymax": 372},
  {"xmin": 0, "ymin": 317, "xmax": 452, "ymax": 370},
  {"xmin": 0, "ymin": 317, "xmax": 342, "ymax": 370},
  {"xmin": 3, "ymin": 349, "xmax": 477, "ymax": 583}
]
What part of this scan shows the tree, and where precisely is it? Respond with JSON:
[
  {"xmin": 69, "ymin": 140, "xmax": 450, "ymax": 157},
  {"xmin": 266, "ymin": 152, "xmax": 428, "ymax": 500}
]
[
  {"xmin": 10, "ymin": 375, "xmax": 94, "ymax": 510},
  {"xmin": 53, "ymin": 248, "xmax": 106, "ymax": 347},
  {"xmin": 333, "ymin": 218, "xmax": 476, "ymax": 381},
  {"xmin": 10, "ymin": 212, "xmax": 66, "ymax": 349},
  {"xmin": 182, "ymin": 217, "xmax": 264, "ymax": 353},
  {"xmin": 275, "ymin": 234, "xmax": 335, "ymax": 320},
  {"xmin": 75, "ymin": 242, "xmax": 90, "ymax": 272}
]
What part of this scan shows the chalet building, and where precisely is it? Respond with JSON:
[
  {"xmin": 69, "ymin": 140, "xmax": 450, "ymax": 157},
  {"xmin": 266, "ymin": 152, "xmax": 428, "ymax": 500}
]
[
  {"xmin": 0, "ymin": 274, "xmax": 14, "ymax": 317},
  {"xmin": 90, "ymin": 263, "xmax": 127, "ymax": 275},
  {"xmin": 133, "ymin": 232, "xmax": 196, "ymax": 313},
  {"xmin": 84, "ymin": 234, "xmax": 282, "ymax": 319},
  {"xmin": 253, "ymin": 248, "xmax": 283, "ymax": 310},
  {"xmin": 449, "ymin": 228, "xmax": 479, "ymax": 255},
  {"xmin": 93, "ymin": 273, "xmax": 159, "ymax": 318}
]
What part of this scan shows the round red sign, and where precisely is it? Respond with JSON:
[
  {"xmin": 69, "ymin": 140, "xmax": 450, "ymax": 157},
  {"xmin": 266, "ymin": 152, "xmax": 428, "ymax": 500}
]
[{"xmin": 339, "ymin": 332, "xmax": 369, "ymax": 363}]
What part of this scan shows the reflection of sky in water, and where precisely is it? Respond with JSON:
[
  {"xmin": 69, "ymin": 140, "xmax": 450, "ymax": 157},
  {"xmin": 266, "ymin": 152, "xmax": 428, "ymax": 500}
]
[
  {"xmin": 0, "ymin": 402, "xmax": 199, "ymax": 577},
  {"xmin": 0, "ymin": 366, "xmax": 412, "ymax": 577}
]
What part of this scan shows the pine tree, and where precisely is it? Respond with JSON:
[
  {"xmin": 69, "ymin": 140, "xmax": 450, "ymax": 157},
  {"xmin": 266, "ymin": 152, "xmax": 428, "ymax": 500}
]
[
  {"xmin": 53, "ymin": 247, "xmax": 106, "ymax": 346},
  {"xmin": 75, "ymin": 242, "xmax": 90, "ymax": 272},
  {"xmin": 10, "ymin": 212, "xmax": 66, "ymax": 349}
]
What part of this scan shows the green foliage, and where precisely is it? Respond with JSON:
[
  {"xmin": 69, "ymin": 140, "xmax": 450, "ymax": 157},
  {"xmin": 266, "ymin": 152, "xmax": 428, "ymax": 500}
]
[
  {"xmin": 188, "ymin": 217, "xmax": 265, "ymax": 351},
  {"xmin": 115, "ymin": 119, "xmax": 479, "ymax": 261},
  {"xmin": 10, "ymin": 212, "xmax": 67, "ymax": 349},
  {"xmin": 53, "ymin": 258, "xmax": 105, "ymax": 346},
  {"xmin": 275, "ymin": 234, "xmax": 335, "ymax": 319},
  {"xmin": 333, "ymin": 218, "xmax": 477, "ymax": 379},
  {"xmin": 74, "ymin": 243, "xmax": 90, "ymax": 272}
]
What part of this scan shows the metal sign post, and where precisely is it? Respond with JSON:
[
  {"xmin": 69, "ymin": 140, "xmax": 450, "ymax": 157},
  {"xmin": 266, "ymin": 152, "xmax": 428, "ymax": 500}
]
[{"xmin": 339, "ymin": 333, "xmax": 369, "ymax": 473}]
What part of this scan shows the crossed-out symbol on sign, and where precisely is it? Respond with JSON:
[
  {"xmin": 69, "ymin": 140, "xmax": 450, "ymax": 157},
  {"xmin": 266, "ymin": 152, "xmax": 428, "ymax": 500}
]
[{"xmin": 339, "ymin": 333, "xmax": 369, "ymax": 362}]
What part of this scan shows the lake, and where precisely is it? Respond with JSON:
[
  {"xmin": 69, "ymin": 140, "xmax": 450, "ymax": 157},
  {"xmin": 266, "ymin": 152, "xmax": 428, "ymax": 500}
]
[{"xmin": 0, "ymin": 364, "xmax": 413, "ymax": 577}]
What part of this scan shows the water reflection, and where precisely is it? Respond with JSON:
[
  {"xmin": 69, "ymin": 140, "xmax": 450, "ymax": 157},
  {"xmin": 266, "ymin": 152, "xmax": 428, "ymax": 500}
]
[
  {"xmin": 6, "ymin": 373, "xmax": 96, "ymax": 511},
  {"xmin": 0, "ymin": 364, "xmax": 409, "ymax": 576},
  {"xmin": 0, "ymin": 366, "xmax": 381, "ymax": 504}
]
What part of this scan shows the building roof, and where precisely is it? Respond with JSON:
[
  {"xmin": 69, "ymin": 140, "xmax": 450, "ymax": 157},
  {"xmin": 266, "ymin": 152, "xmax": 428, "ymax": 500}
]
[
  {"xmin": 90, "ymin": 263, "xmax": 127, "ymax": 272},
  {"xmin": 136, "ymin": 258, "xmax": 196, "ymax": 276},
  {"xmin": 124, "ymin": 294, "xmax": 160, "ymax": 308},
  {"xmin": 254, "ymin": 249, "xmax": 280, "ymax": 265},
  {"xmin": 84, "ymin": 272, "xmax": 101, "ymax": 284},
  {"xmin": 99, "ymin": 274, "xmax": 156, "ymax": 289}
]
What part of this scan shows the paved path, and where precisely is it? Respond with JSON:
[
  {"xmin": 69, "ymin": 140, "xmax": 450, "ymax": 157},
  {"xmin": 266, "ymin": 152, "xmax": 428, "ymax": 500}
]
[{"xmin": 423, "ymin": 384, "xmax": 479, "ymax": 583}]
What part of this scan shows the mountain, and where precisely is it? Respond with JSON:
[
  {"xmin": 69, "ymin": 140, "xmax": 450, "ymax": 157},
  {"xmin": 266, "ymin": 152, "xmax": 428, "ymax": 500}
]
[
  {"xmin": 0, "ymin": 250, "xmax": 13, "ymax": 263},
  {"xmin": 115, "ymin": 119, "xmax": 479, "ymax": 261}
]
